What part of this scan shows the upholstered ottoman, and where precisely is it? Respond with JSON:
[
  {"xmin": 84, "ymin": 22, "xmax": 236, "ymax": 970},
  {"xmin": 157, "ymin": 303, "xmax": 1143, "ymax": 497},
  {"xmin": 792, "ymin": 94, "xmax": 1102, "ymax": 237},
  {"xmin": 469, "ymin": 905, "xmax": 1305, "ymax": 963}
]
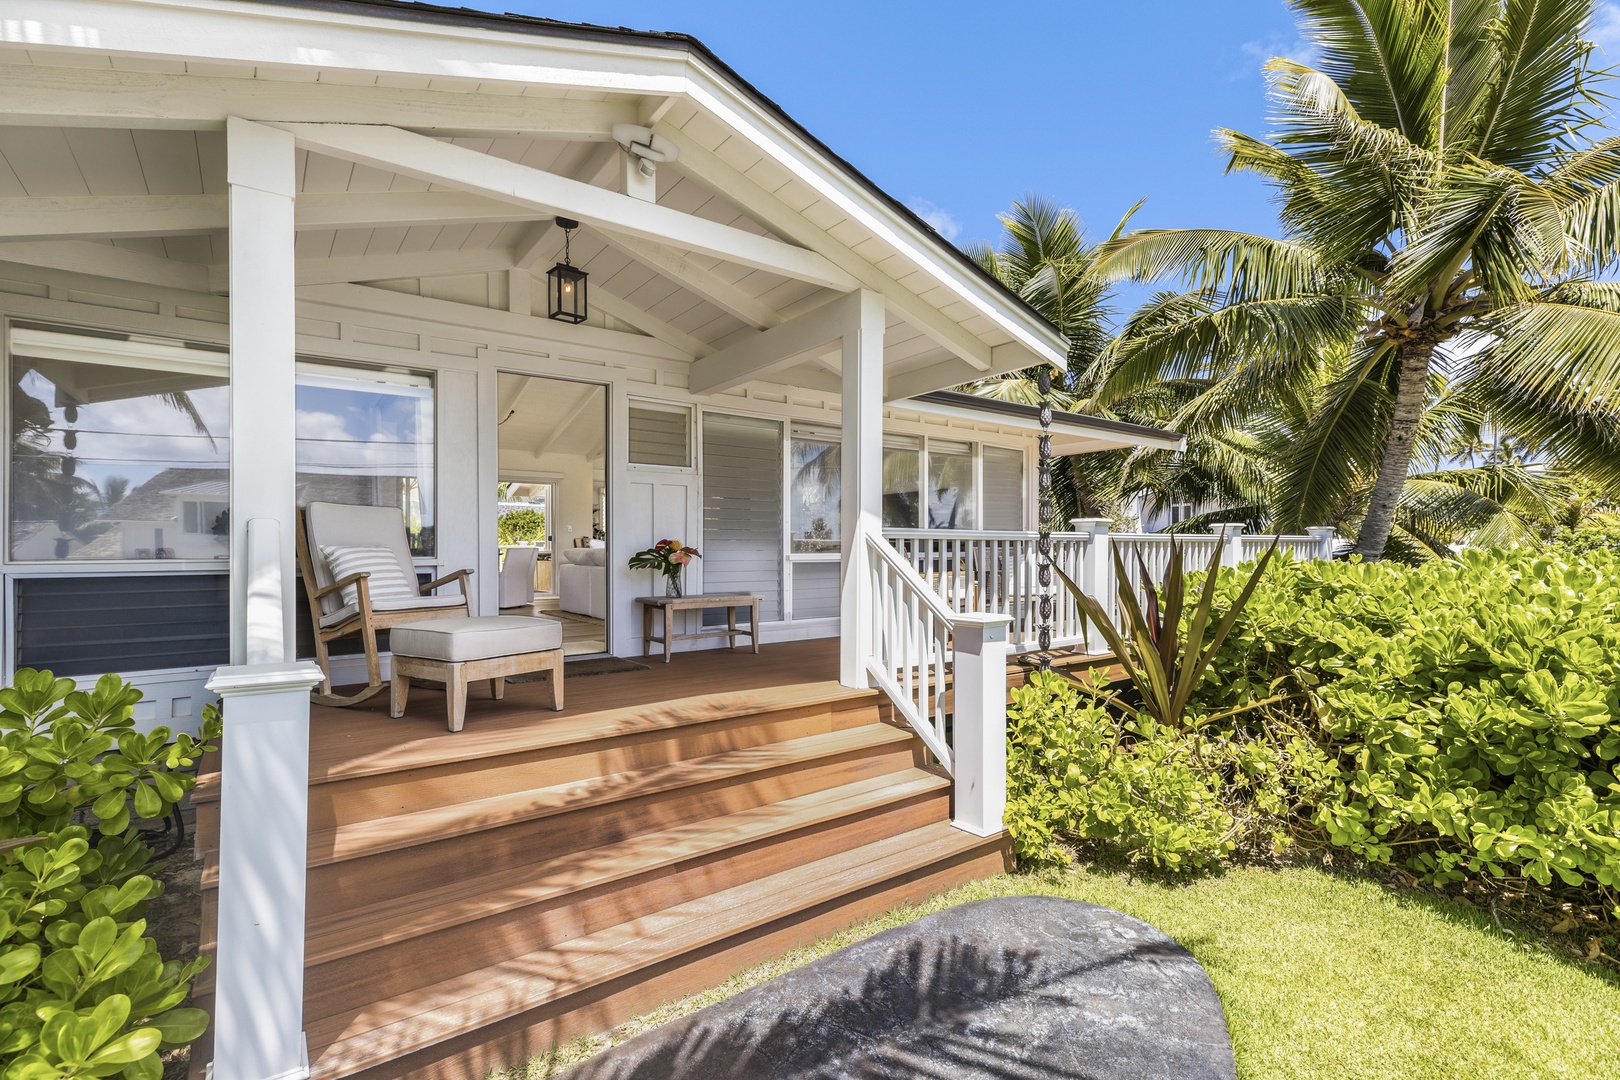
[{"xmin": 389, "ymin": 615, "xmax": 564, "ymax": 731}]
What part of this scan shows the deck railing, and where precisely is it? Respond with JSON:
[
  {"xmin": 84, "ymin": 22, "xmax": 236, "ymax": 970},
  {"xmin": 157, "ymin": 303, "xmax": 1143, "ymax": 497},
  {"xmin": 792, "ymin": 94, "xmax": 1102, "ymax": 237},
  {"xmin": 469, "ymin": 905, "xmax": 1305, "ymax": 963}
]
[
  {"xmin": 885, "ymin": 521, "xmax": 1336, "ymax": 653},
  {"xmin": 862, "ymin": 532, "xmax": 1008, "ymax": 836},
  {"xmin": 882, "ymin": 529, "xmax": 1092, "ymax": 651}
]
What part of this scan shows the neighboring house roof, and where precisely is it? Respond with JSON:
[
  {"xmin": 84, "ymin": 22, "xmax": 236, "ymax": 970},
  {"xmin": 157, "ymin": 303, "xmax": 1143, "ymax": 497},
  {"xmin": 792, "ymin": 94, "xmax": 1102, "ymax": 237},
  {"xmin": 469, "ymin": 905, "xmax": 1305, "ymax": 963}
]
[
  {"xmin": 100, "ymin": 468, "xmax": 227, "ymax": 524},
  {"xmin": 904, "ymin": 391, "xmax": 1186, "ymax": 456}
]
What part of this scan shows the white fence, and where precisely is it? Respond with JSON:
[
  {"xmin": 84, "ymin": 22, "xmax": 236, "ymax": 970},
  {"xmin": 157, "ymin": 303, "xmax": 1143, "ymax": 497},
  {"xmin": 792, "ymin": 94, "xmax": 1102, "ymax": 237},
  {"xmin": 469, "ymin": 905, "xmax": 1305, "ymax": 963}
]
[{"xmin": 885, "ymin": 522, "xmax": 1335, "ymax": 654}]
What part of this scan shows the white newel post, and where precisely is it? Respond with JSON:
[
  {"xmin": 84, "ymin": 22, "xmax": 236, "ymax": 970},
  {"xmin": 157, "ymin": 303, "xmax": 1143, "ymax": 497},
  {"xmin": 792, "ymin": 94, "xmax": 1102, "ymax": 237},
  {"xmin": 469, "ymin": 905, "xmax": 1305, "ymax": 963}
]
[
  {"xmin": 1213, "ymin": 523, "xmax": 1246, "ymax": 569},
  {"xmin": 951, "ymin": 613, "xmax": 1012, "ymax": 836},
  {"xmin": 1307, "ymin": 525, "xmax": 1336, "ymax": 561},
  {"xmin": 211, "ymin": 116, "xmax": 324, "ymax": 1080},
  {"xmin": 838, "ymin": 290, "xmax": 885, "ymax": 688},
  {"xmin": 205, "ymin": 661, "xmax": 323, "ymax": 1080},
  {"xmin": 1072, "ymin": 518, "xmax": 1112, "ymax": 653}
]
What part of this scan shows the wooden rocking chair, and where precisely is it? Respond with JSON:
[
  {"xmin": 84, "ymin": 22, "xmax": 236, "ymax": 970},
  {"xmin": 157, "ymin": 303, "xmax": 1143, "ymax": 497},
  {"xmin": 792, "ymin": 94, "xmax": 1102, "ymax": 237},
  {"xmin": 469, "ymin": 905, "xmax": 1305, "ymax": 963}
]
[{"xmin": 296, "ymin": 502, "xmax": 474, "ymax": 707}]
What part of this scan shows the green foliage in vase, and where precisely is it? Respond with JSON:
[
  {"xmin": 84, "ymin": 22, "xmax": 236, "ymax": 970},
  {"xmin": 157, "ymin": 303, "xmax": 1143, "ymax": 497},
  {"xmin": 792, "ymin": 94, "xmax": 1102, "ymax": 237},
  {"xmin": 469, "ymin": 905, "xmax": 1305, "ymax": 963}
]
[{"xmin": 0, "ymin": 671, "xmax": 221, "ymax": 1078}]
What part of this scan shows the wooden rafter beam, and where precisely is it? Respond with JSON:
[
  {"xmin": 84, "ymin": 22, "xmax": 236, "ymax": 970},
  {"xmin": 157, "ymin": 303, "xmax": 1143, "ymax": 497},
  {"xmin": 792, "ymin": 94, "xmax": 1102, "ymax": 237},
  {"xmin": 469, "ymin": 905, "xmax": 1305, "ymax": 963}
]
[
  {"xmin": 688, "ymin": 292, "xmax": 861, "ymax": 395},
  {"xmin": 597, "ymin": 233, "xmax": 781, "ymax": 330},
  {"xmin": 0, "ymin": 240, "xmax": 210, "ymax": 292},
  {"xmin": 268, "ymin": 123, "xmax": 856, "ymax": 291},
  {"xmin": 588, "ymin": 286, "xmax": 712, "ymax": 358}
]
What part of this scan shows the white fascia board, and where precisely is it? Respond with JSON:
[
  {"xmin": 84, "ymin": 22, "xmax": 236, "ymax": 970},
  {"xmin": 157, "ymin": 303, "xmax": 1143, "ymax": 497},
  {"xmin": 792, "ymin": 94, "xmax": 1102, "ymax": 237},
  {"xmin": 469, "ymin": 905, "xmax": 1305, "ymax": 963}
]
[
  {"xmin": 896, "ymin": 396, "xmax": 1185, "ymax": 454},
  {"xmin": 8, "ymin": 0, "xmax": 693, "ymax": 96}
]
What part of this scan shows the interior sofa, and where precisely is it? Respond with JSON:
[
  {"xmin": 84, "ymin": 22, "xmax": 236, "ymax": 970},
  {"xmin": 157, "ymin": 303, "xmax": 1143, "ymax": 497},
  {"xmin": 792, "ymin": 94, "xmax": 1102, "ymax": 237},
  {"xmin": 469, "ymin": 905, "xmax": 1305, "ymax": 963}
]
[{"xmin": 557, "ymin": 545, "xmax": 606, "ymax": 620}]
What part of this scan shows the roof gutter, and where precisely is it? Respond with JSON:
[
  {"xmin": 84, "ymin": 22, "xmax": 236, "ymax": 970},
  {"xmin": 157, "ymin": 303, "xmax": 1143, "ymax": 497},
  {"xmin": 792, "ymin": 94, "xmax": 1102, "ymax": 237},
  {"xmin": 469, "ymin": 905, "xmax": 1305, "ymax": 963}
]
[{"xmin": 910, "ymin": 390, "xmax": 1185, "ymax": 451}]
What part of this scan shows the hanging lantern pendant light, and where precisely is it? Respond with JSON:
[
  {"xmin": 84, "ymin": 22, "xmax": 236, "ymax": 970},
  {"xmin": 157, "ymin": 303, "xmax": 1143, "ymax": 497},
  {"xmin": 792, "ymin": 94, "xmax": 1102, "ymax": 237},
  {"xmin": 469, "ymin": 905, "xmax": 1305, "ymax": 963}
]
[{"xmin": 547, "ymin": 217, "xmax": 588, "ymax": 324}]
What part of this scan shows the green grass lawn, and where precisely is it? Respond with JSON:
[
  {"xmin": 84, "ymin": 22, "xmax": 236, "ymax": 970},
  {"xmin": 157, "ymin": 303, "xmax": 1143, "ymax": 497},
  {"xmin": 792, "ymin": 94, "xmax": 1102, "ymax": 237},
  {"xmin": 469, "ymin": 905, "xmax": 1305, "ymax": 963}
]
[{"xmin": 513, "ymin": 864, "xmax": 1620, "ymax": 1080}]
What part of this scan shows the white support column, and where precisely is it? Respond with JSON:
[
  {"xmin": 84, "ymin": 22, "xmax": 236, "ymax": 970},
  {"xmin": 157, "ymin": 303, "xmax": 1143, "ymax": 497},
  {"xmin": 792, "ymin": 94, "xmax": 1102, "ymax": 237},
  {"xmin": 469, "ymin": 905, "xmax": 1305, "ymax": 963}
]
[
  {"xmin": 227, "ymin": 117, "xmax": 298, "ymax": 665},
  {"xmin": 1212, "ymin": 522, "xmax": 1246, "ymax": 570},
  {"xmin": 950, "ymin": 613, "xmax": 1012, "ymax": 836},
  {"xmin": 1307, "ymin": 525, "xmax": 1336, "ymax": 561},
  {"xmin": 1072, "ymin": 518, "xmax": 1112, "ymax": 653},
  {"xmin": 838, "ymin": 290, "xmax": 885, "ymax": 688},
  {"xmin": 206, "ymin": 660, "xmax": 324, "ymax": 1080}
]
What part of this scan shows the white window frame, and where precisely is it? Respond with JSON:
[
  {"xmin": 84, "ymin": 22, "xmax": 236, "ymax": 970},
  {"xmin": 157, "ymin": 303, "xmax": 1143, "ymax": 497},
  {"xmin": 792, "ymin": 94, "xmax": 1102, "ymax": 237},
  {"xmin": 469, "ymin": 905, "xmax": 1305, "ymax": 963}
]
[{"xmin": 626, "ymin": 398, "xmax": 695, "ymax": 472}]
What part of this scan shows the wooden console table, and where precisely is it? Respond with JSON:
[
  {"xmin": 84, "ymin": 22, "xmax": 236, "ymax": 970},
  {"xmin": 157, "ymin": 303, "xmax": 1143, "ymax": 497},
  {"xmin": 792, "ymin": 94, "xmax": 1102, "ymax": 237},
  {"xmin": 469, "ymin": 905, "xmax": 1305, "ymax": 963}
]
[{"xmin": 635, "ymin": 592, "xmax": 761, "ymax": 663}]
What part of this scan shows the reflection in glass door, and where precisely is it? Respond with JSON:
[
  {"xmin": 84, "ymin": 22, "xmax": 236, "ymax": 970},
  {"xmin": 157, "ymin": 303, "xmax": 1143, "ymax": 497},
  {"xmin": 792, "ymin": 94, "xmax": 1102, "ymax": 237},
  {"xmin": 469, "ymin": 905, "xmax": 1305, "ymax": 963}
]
[{"xmin": 496, "ymin": 373, "xmax": 607, "ymax": 657}]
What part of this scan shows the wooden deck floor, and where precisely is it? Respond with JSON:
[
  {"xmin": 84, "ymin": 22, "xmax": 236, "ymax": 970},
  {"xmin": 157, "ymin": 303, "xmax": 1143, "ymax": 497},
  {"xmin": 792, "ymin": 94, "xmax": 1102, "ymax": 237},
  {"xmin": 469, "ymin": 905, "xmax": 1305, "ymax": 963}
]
[{"xmin": 308, "ymin": 637, "xmax": 858, "ymax": 783}]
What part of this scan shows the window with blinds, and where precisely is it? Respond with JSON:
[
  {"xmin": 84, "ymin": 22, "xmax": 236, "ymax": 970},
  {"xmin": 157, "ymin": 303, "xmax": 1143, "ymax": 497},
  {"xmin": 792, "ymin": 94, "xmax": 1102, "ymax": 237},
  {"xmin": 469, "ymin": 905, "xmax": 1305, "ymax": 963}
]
[
  {"xmin": 627, "ymin": 402, "xmax": 692, "ymax": 467},
  {"xmin": 701, "ymin": 413, "xmax": 783, "ymax": 622},
  {"xmin": 983, "ymin": 445, "xmax": 1026, "ymax": 529}
]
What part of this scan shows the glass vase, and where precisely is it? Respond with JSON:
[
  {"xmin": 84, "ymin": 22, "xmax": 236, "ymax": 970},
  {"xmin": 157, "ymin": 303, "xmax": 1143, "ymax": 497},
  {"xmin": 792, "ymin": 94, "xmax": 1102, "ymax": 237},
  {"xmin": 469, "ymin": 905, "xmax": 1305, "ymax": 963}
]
[{"xmin": 664, "ymin": 572, "xmax": 682, "ymax": 598}]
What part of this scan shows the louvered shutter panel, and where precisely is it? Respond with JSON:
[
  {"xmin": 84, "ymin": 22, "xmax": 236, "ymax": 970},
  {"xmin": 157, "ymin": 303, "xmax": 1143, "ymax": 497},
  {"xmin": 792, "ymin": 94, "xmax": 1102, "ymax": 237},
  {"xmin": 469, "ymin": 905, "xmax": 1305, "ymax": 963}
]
[
  {"xmin": 983, "ymin": 446, "xmax": 1026, "ymax": 529},
  {"xmin": 701, "ymin": 413, "xmax": 783, "ymax": 621},
  {"xmin": 627, "ymin": 404, "xmax": 691, "ymax": 467}
]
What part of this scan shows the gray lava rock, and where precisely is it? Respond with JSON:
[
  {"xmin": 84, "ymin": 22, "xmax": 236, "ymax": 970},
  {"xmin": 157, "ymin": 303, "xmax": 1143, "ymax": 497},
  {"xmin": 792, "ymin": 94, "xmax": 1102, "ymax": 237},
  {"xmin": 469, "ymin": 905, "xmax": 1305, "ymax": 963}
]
[{"xmin": 562, "ymin": 895, "xmax": 1236, "ymax": 1080}]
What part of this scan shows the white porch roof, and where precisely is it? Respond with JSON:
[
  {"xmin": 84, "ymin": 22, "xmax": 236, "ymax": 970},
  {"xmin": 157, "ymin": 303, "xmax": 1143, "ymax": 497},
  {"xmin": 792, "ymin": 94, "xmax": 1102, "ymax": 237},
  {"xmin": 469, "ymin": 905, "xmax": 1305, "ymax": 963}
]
[{"xmin": 0, "ymin": 0, "xmax": 1083, "ymax": 401}]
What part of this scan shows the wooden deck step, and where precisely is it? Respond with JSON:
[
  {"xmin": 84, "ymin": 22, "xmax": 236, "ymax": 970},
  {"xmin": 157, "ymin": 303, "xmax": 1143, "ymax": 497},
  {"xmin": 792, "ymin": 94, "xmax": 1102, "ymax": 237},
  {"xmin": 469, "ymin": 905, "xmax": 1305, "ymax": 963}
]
[
  {"xmin": 303, "ymin": 723, "xmax": 917, "ymax": 867},
  {"xmin": 303, "ymin": 819, "xmax": 1002, "ymax": 1080},
  {"xmin": 302, "ymin": 769, "xmax": 950, "ymax": 969}
]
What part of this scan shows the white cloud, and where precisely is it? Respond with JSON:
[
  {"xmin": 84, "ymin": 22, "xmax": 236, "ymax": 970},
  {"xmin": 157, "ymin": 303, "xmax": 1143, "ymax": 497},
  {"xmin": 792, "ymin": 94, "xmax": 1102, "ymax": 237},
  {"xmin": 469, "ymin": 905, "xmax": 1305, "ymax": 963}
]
[
  {"xmin": 907, "ymin": 198, "xmax": 962, "ymax": 242},
  {"xmin": 1235, "ymin": 31, "xmax": 1319, "ymax": 79},
  {"xmin": 1592, "ymin": 3, "xmax": 1620, "ymax": 52}
]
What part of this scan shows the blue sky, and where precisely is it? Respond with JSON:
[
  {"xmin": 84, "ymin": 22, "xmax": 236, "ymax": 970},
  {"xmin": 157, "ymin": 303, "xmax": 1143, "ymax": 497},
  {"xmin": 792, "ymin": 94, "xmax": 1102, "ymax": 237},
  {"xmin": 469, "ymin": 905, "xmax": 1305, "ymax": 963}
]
[{"xmin": 511, "ymin": 2, "xmax": 1318, "ymax": 249}]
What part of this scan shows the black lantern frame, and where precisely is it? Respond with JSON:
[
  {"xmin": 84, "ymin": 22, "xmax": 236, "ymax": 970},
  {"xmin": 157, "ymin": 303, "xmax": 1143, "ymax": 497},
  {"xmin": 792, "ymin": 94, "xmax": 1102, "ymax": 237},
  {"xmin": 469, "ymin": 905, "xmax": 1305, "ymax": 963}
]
[{"xmin": 547, "ymin": 217, "xmax": 588, "ymax": 324}]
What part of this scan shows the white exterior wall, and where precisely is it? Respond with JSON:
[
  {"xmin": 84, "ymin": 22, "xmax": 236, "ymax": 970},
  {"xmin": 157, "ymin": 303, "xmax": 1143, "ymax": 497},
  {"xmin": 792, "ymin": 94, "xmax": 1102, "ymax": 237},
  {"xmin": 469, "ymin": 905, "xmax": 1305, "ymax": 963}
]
[{"xmin": 0, "ymin": 260, "xmax": 1047, "ymax": 705}]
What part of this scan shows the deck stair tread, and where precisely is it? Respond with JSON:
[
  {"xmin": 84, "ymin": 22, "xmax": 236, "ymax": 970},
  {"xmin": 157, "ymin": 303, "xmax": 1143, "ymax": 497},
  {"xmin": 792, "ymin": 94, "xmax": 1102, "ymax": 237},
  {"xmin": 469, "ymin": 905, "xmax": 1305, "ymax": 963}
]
[
  {"xmin": 302, "ymin": 723, "xmax": 917, "ymax": 867},
  {"xmin": 192, "ymin": 682, "xmax": 886, "ymax": 803},
  {"xmin": 302, "ymin": 769, "xmax": 950, "ymax": 968},
  {"xmin": 304, "ymin": 819, "xmax": 994, "ymax": 1079}
]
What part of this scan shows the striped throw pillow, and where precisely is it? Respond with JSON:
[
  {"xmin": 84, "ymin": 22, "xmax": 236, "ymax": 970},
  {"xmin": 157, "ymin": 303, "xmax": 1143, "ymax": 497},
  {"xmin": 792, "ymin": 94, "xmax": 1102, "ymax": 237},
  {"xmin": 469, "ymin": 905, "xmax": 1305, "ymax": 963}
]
[{"xmin": 321, "ymin": 545, "xmax": 418, "ymax": 607}]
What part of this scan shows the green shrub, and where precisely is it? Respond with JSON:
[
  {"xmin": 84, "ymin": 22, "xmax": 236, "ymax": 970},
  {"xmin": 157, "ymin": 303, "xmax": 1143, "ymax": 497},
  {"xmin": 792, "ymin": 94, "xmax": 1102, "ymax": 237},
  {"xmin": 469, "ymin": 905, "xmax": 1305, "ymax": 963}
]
[
  {"xmin": 1005, "ymin": 671, "xmax": 1336, "ymax": 871},
  {"xmin": 1, "ymin": 670, "xmax": 219, "ymax": 1078},
  {"xmin": 1009, "ymin": 545, "xmax": 1620, "ymax": 909},
  {"xmin": 1199, "ymin": 547, "xmax": 1620, "ymax": 896},
  {"xmin": 497, "ymin": 508, "xmax": 545, "ymax": 547}
]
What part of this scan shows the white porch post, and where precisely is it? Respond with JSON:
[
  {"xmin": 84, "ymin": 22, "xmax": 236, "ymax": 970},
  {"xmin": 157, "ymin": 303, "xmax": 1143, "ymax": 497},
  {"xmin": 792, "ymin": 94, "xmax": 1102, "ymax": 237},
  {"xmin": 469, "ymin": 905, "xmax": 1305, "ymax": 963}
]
[
  {"xmin": 1072, "ymin": 517, "xmax": 1112, "ymax": 653},
  {"xmin": 1307, "ymin": 525, "xmax": 1336, "ymax": 561},
  {"xmin": 212, "ymin": 116, "xmax": 323, "ymax": 1080},
  {"xmin": 227, "ymin": 116, "xmax": 298, "ymax": 664},
  {"xmin": 1213, "ymin": 522, "xmax": 1246, "ymax": 570},
  {"xmin": 950, "ymin": 613, "xmax": 1011, "ymax": 836},
  {"xmin": 838, "ymin": 290, "xmax": 885, "ymax": 688}
]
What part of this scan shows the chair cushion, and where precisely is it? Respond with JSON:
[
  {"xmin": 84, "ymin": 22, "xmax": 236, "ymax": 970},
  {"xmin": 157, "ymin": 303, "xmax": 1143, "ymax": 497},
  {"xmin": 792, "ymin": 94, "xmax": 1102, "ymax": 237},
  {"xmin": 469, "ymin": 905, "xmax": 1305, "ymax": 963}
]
[
  {"xmin": 304, "ymin": 502, "xmax": 419, "ymax": 616},
  {"xmin": 390, "ymin": 615, "xmax": 564, "ymax": 663},
  {"xmin": 322, "ymin": 545, "xmax": 419, "ymax": 606}
]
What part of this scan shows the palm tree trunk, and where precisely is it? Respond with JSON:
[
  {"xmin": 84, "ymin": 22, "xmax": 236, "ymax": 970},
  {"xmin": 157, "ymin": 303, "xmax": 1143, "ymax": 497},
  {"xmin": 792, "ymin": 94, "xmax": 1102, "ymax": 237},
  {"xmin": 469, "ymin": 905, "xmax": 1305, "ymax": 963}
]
[{"xmin": 1351, "ymin": 340, "xmax": 1432, "ymax": 560}]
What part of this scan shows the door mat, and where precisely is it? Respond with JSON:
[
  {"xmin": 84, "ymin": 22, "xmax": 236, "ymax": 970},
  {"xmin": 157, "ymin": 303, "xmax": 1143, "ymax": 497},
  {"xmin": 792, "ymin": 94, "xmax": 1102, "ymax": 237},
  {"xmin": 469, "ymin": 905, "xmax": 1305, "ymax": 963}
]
[{"xmin": 509, "ymin": 656, "xmax": 649, "ymax": 682}]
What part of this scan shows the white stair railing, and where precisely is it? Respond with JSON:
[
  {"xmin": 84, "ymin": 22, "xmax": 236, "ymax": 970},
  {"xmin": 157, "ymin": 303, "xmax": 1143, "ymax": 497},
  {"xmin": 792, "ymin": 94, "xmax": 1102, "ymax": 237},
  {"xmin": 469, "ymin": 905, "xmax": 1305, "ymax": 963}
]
[
  {"xmin": 865, "ymin": 532, "xmax": 957, "ymax": 769},
  {"xmin": 861, "ymin": 532, "xmax": 1011, "ymax": 837}
]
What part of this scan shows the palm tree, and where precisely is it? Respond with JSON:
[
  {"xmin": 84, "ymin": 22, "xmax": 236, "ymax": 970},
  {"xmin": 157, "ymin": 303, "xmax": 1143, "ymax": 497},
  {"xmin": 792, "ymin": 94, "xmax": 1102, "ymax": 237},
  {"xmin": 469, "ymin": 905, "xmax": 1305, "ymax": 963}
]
[
  {"xmin": 1097, "ymin": 0, "xmax": 1620, "ymax": 559},
  {"xmin": 961, "ymin": 195, "xmax": 1146, "ymax": 520}
]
